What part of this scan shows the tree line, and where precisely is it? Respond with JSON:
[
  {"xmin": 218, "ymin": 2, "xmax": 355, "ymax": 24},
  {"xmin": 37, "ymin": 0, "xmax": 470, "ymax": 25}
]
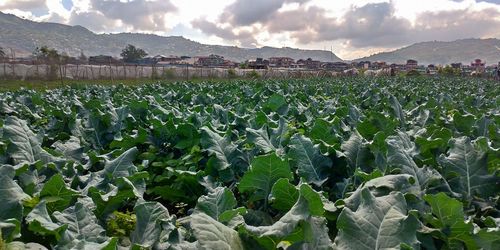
[{"xmin": 0, "ymin": 44, "xmax": 148, "ymax": 64}]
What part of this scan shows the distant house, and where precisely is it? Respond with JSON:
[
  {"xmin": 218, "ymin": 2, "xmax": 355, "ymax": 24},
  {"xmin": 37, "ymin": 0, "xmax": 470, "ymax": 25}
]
[
  {"xmin": 269, "ymin": 57, "xmax": 295, "ymax": 68},
  {"xmin": 471, "ymin": 59, "xmax": 485, "ymax": 72},
  {"xmin": 195, "ymin": 54, "xmax": 225, "ymax": 67},
  {"xmin": 297, "ymin": 58, "xmax": 321, "ymax": 69},
  {"xmin": 450, "ymin": 63, "xmax": 462, "ymax": 69},
  {"xmin": 155, "ymin": 55, "xmax": 182, "ymax": 65},
  {"xmin": 89, "ymin": 55, "xmax": 120, "ymax": 65},
  {"xmin": 406, "ymin": 59, "xmax": 418, "ymax": 70},
  {"xmin": 322, "ymin": 62, "xmax": 349, "ymax": 71},
  {"xmin": 247, "ymin": 58, "xmax": 269, "ymax": 69},
  {"xmin": 357, "ymin": 61, "xmax": 371, "ymax": 69},
  {"xmin": 391, "ymin": 63, "xmax": 406, "ymax": 71},
  {"xmin": 371, "ymin": 61, "xmax": 386, "ymax": 69}
]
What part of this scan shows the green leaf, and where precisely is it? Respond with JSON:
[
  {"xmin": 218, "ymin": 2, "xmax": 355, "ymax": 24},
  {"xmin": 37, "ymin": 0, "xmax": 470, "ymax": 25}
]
[
  {"xmin": 201, "ymin": 127, "xmax": 239, "ymax": 171},
  {"xmin": 0, "ymin": 176, "xmax": 30, "ymax": 222},
  {"xmin": 25, "ymin": 201, "xmax": 66, "ymax": 239},
  {"xmin": 245, "ymin": 184, "xmax": 325, "ymax": 238},
  {"xmin": 102, "ymin": 147, "xmax": 139, "ymax": 180},
  {"xmin": 3, "ymin": 116, "xmax": 55, "ymax": 164},
  {"xmin": 309, "ymin": 118, "xmax": 340, "ymax": 146},
  {"xmin": 423, "ymin": 193, "xmax": 476, "ymax": 249},
  {"xmin": 131, "ymin": 202, "xmax": 172, "ymax": 249},
  {"xmin": 438, "ymin": 137, "xmax": 499, "ymax": 199},
  {"xmin": 89, "ymin": 178, "xmax": 141, "ymax": 220},
  {"xmin": 390, "ymin": 95, "xmax": 406, "ymax": 128},
  {"xmin": 194, "ymin": 187, "xmax": 237, "ymax": 221},
  {"xmin": 190, "ymin": 213, "xmax": 244, "ymax": 250},
  {"xmin": 386, "ymin": 132, "xmax": 445, "ymax": 194},
  {"xmin": 288, "ymin": 134, "xmax": 332, "ymax": 186},
  {"xmin": 342, "ymin": 174, "xmax": 418, "ymax": 210},
  {"xmin": 341, "ymin": 130, "xmax": 372, "ymax": 173},
  {"xmin": 52, "ymin": 200, "xmax": 109, "ymax": 248},
  {"xmin": 238, "ymin": 153, "xmax": 292, "ymax": 204},
  {"xmin": 40, "ymin": 174, "xmax": 79, "ymax": 212},
  {"xmin": 334, "ymin": 188, "xmax": 419, "ymax": 250},
  {"xmin": 475, "ymin": 228, "xmax": 500, "ymax": 250},
  {"xmin": 270, "ymin": 178, "xmax": 299, "ymax": 212},
  {"xmin": 264, "ymin": 93, "xmax": 287, "ymax": 114}
]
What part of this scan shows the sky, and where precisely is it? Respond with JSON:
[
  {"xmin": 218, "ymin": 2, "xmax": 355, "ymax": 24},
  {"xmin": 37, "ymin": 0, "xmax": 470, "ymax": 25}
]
[{"xmin": 0, "ymin": 0, "xmax": 499, "ymax": 60}]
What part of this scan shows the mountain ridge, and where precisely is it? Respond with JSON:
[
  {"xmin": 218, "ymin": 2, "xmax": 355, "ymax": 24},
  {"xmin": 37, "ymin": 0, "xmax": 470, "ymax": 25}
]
[
  {"xmin": 355, "ymin": 38, "xmax": 500, "ymax": 65},
  {"xmin": 0, "ymin": 12, "xmax": 340, "ymax": 62}
]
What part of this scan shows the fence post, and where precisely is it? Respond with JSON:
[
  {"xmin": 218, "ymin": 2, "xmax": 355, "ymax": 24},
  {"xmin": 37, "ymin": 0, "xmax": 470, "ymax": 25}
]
[{"xmin": 59, "ymin": 64, "xmax": 64, "ymax": 86}]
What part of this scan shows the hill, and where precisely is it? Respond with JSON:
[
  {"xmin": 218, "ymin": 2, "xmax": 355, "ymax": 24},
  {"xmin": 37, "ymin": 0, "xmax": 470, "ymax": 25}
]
[
  {"xmin": 0, "ymin": 12, "xmax": 340, "ymax": 62},
  {"xmin": 356, "ymin": 39, "xmax": 500, "ymax": 65}
]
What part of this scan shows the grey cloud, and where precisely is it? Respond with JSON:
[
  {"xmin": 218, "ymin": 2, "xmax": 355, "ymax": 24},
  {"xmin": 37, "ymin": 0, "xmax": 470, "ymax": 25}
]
[
  {"xmin": 0, "ymin": 0, "xmax": 49, "ymax": 16},
  {"xmin": 68, "ymin": 11, "xmax": 112, "ymax": 32},
  {"xmin": 89, "ymin": 0, "xmax": 177, "ymax": 30},
  {"xmin": 1, "ymin": 0, "xmax": 46, "ymax": 10},
  {"xmin": 221, "ymin": 0, "xmax": 310, "ymax": 26},
  {"xmin": 191, "ymin": 18, "xmax": 257, "ymax": 47},
  {"xmin": 268, "ymin": 2, "xmax": 500, "ymax": 48}
]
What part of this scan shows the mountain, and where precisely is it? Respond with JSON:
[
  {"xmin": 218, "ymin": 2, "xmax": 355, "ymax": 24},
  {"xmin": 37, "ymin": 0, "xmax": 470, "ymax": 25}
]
[
  {"xmin": 0, "ymin": 12, "xmax": 340, "ymax": 62},
  {"xmin": 356, "ymin": 39, "xmax": 500, "ymax": 65}
]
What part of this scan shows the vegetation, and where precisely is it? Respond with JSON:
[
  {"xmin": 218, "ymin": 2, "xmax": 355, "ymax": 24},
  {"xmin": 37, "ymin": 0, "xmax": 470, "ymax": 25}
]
[
  {"xmin": 120, "ymin": 44, "xmax": 148, "ymax": 63},
  {"xmin": 0, "ymin": 47, "xmax": 5, "ymax": 60},
  {"xmin": 0, "ymin": 78, "xmax": 498, "ymax": 249}
]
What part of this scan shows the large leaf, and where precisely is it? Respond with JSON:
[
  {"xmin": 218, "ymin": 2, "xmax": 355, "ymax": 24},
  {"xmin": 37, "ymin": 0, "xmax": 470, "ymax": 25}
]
[
  {"xmin": 245, "ymin": 184, "xmax": 324, "ymax": 238},
  {"xmin": 238, "ymin": 153, "xmax": 292, "ymax": 204},
  {"xmin": 270, "ymin": 178, "xmax": 299, "ymax": 212},
  {"xmin": 386, "ymin": 132, "xmax": 446, "ymax": 195},
  {"xmin": 102, "ymin": 147, "xmax": 139, "ymax": 180},
  {"xmin": 131, "ymin": 202, "xmax": 172, "ymax": 249},
  {"xmin": 341, "ymin": 130, "xmax": 372, "ymax": 173},
  {"xmin": 25, "ymin": 201, "xmax": 67, "ymax": 239},
  {"xmin": 288, "ymin": 134, "xmax": 332, "ymax": 186},
  {"xmin": 194, "ymin": 187, "xmax": 237, "ymax": 221},
  {"xmin": 0, "ymin": 176, "xmax": 30, "ymax": 222},
  {"xmin": 40, "ymin": 174, "xmax": 79, "ymax": 212},
  {"xmin": 201, "ymin": 127, "xmax": 239, "ymax": 171},
  {"xmin": 438, "ymin": 137, "xmax": 499, "ymax": 199},
  {"xmin": 52, "ymin": 200, "xmax": 110, "ymax": 248},
  {"xmin": 423, "ymin": 193, "xmax": 476, "ymax": 249},
  {"xmin": 189, "ymin": 213, "xmax": 244, "ymax": 250},
  {"xmin": 3, "ymin": 116, "xmax": 55, "ymax": 164},
  {"xmin": 246, "ymin": 118, "xmax": 287, "ymax": 154},
  {"xmin": 342, "ymin": 174, "xmax": 418, "ymax": 210},
  {"xmin": 334, "ymin": 188, "xmax": 419, "ymax": 249}
]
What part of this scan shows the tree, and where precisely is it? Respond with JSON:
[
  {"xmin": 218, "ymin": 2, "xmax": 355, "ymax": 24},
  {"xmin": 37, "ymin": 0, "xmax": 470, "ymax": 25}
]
[
  {"xmin": 33, "ymin": 46, "xmax": 61, "ymax": 80},
  {"xmin": 33, "ymin": 46, "xmax": 60, "ymax": 63},
  {"xmin": 0, "ymin": 47, "xmax": 5, "ymax": 60},
  {"xmin": 120, "ymin": 44, "xmax": 148, "ymax": 63},
  {"xmin": 78, "ymin": 50, "xmax": 88, "ymax": 63}
]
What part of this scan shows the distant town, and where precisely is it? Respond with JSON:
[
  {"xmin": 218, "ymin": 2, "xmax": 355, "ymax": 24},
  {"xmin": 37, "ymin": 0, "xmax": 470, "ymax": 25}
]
[{"xmin": 1, "ymin": 44, "xmax": 500, "ymax": 78}]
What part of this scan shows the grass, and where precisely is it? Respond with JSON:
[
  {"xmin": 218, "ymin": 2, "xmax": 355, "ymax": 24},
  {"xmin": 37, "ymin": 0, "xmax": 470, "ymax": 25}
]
[{"xmin": 0, "ymin": 76, "xmax": 272, "ymax": 91}]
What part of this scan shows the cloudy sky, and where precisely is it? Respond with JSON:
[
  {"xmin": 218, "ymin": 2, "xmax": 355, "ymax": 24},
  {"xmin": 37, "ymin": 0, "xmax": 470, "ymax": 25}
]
[{"xmin": 1, "ymin": 0, "xmax": 499, "ymax": 59}]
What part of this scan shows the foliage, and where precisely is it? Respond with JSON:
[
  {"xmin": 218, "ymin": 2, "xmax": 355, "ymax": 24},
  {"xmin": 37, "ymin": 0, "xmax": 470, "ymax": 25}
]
[
  {"xmin": 120, "ymin": 44, "xmax": 148, "ymax": 63},
  {"xmin": 0, "ymin": 47, "xmax": 5, "ymax": 59},
  {"xmin": 246, "ymin": 70, "xmax": 260, "ymax": 78},
  {"xmin": 0, "ymin": 77, "xmax": 498, "ymax": 249}
]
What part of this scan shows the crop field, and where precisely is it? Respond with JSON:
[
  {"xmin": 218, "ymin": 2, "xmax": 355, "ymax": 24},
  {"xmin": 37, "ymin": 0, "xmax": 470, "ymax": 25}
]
[{"xmin": 0, "ymin": 77, "xmax": 498, "ymax": 249}]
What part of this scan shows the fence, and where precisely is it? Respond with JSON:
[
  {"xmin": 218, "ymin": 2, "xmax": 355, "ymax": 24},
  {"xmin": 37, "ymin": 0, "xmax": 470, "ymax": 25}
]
[{"xmin": 0, "ymin": 62, "xmax": 346, "ymax": 82}]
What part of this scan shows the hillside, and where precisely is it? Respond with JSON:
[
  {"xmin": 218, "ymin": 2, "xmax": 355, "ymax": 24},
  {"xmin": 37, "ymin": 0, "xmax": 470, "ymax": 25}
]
[
  {"xmin": 356, "ymin": 39, "xmax": 500, "ymax": 65},
  {"xmin": 0, "ymin": 12, "xmax": 340, "ymax": 62}
]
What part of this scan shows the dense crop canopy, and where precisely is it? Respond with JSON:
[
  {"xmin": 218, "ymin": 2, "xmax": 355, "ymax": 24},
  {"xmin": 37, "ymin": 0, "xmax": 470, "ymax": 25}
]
[{"xmin": 0, "ymin": 77, "xmax": 498, "ymax": 249}]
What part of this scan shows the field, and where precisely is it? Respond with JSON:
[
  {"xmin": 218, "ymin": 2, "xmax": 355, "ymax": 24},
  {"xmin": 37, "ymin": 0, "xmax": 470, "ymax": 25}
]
[{"xmin": 0, "ymin": 77, "xmax": 498, "ymax": 249}]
